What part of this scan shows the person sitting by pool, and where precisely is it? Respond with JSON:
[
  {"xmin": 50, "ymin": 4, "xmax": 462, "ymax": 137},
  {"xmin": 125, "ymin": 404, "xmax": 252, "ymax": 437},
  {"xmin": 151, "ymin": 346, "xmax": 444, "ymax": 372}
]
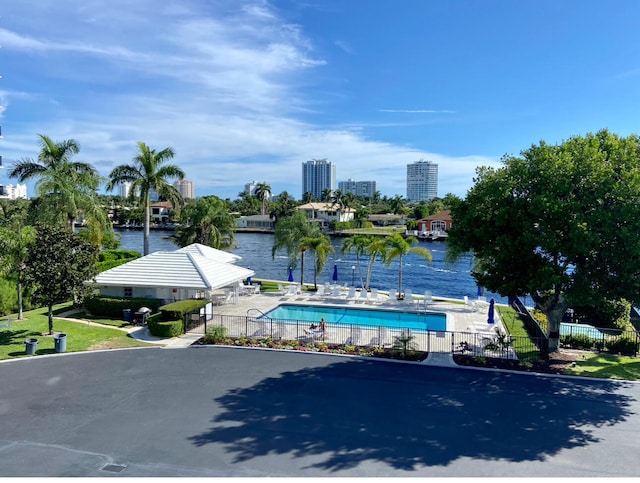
[{"xmin": 305, "ymin": 318, "xmax": 326, "ymax": 335}]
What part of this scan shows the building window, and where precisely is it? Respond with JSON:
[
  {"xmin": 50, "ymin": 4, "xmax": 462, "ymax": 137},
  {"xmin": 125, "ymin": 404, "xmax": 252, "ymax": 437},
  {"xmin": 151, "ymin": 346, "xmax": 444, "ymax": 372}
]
[{"xmin": 124, "ymin": 287, "xmax": 133, "ymax": 298}]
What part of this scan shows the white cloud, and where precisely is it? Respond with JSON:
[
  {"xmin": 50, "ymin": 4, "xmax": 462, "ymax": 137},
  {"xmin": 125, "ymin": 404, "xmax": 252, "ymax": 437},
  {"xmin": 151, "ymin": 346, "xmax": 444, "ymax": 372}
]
[{"xmin": 0, "ymin": 0, "xmax": 496, "ymax": 200}]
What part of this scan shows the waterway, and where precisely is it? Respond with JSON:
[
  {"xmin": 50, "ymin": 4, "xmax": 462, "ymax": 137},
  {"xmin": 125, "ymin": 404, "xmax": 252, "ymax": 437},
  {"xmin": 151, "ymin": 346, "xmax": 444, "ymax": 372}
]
[{"xmin": 115, "ymin": 229, "xmax": 508, "ymax": 304}]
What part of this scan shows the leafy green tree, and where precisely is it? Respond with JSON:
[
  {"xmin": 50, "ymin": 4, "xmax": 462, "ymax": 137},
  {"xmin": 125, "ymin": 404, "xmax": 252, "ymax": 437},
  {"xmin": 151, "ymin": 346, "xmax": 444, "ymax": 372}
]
[
  {"xmin": 272, "ymin": 210, "xmax": 322, "ymax": 286},
  {"xmin": 174, "ymin": 196, "xmax": 236, "ymax": 249},
  {"xmin": 302, "ymin": 191, "xmax": 314, "ymax": 203},
  {"xmin": 8, "ymin": 134, "xmax": 107, "ymax": 233},
  {"xmin": 24, "ymin": 224, "xmax": 99, "ymax": 334},
  {"xmin": 353, "ymin": 206, "xmax": 370, "ymax": 228},
  {"xmin": 268, "ymin": 191, "xmax": 296, "ymax": 223},
  {"xmin": 447, "ymin": 129, "xmax": 640, "ymax": 351},
  {"xmin": 299, "ymin": 234, "xmax": 334, "ymax": 290},
  {"xmin": 384, "ymin": 233, "xmax": 432, "ymax": 296},
  {"xmin": 341, "ymin": 235, "xmax": 370, "ymax": 289},
  {"xmin": 107, "ymin": 142, "xmax": 185, "ymax": 256},
  {"xmin": 0, "ymin": 223, "xmax": 36, "ymax": 319},
  {"xmin": 389, "ymin": 195, "xmax": 407, "ymax": 215},
  {"xmin": 254, "ymin": 182, "xmax": 271, "ymax": 216}
]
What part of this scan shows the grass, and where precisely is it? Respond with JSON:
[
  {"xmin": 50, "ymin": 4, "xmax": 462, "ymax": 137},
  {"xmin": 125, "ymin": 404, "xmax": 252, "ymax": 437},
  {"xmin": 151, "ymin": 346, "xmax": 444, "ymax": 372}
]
[
  {"xmin": 496, "ymin": 305, "xmax": 543, "ymax": 361},
  {"xmin": 0, "ymin": 303, "xmax": 156, "ymax": 361},
  {"xmin": 564, "ymin": 353, "xmax": 640, "ymax": 380}
]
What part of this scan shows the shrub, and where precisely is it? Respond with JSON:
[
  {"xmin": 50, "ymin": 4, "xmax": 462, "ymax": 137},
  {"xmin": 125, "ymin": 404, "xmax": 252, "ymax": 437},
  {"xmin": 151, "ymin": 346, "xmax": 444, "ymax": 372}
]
[
  {"xmin": 204, "ymin": 325, "xmax": 227, "ymax": 344},
  {"xmin": 604, "ymin": 337, "xmax": 639, "ymax": 356},
  {"xmin": 84, "ymin": 296, "xmax": 163, "ymax": 318},
  {"xmin": 147, "ymin": 313, "xmax": 183, "ymax": 337},
  {"xmin": 561, "ymin": 333, "xmax": 597, "ymax": 350},
  {"xmin": 160, "ymin": 299, "xmax": 209, "ymax": 321}
]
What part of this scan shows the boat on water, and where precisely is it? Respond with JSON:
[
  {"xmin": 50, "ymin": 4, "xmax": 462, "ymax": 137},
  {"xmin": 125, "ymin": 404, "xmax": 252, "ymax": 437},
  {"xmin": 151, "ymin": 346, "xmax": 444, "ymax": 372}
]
[{"xmin": 404, "ymin": 229, "xmax": 448, "ymax": 242}]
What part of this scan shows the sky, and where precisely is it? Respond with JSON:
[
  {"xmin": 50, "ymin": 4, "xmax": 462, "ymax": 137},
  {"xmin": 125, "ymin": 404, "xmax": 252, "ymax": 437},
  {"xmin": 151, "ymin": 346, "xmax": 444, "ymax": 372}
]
[{"xmin": 1, "ymin": 0, "xmax": 640, "ymax": 201}]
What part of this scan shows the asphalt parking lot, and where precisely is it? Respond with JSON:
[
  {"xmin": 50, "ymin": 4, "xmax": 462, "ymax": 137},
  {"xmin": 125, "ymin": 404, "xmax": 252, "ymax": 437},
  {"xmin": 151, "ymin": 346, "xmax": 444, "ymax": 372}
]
[{"xmin": 0, "ymin": 346, "xmax": 639, "ymax": 477}]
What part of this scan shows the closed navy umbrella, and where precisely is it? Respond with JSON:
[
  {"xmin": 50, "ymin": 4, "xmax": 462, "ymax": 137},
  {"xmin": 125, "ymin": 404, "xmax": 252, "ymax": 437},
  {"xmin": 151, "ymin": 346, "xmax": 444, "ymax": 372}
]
[
  {"xmin": 488, "ymin": 298, "xmax": 495, "ymax": 324},
  {"xmin": 288, "ymin": 267, "xmax": 294, "ymax": 282},
  {"xmin": 332, "ymin": 264, "xmax": 338, "ymax": 282}
]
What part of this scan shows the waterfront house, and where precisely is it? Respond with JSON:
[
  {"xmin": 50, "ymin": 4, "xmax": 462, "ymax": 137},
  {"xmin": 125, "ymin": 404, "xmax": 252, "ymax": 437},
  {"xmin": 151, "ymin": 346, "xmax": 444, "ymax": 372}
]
[
  {"xmin": 414, "ymin": 210, "xmax": 452, "ymax": 240},
  {"xmin": 296, "ymin": 202, "xmax": 355, "ymax": 230},
  {"xmin": 236, "ymin": 214, "xmax": 275, "ymax": 232}
]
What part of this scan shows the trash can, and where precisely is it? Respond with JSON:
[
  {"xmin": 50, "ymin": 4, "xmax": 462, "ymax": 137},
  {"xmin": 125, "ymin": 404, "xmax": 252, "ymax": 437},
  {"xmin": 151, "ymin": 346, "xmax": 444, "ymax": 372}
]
[
  {"xmin": 25, "ymin": 338, "xmax": 38, "ymax": 355},
  {"xmin": 122, "ymin": 309, "xmax": 133, "ymax": 322},
  {"xmin": 54, "ymin": 333, "xmax": 67, "ymax": 353}
]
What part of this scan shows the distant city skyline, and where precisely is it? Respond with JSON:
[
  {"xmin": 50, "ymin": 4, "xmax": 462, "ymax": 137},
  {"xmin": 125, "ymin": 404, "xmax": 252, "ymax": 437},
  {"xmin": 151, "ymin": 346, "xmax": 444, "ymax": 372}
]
[{"xmin": 1, "ymin": 2, "xmax": 639, "ymax": 201}]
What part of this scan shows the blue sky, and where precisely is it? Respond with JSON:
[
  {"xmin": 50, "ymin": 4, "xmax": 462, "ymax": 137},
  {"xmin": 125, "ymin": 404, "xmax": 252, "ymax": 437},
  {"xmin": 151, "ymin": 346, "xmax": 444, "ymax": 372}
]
[{"xmin": 1, "ymin": 0, "xmax": 640, "ymax": 201}]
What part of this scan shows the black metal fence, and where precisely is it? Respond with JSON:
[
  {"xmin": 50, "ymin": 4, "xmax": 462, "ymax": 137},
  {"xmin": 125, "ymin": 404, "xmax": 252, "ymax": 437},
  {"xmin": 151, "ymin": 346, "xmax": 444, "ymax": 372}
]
[{"xmin": 191, "ymin": 314, "xmax": 548, "ymax": 361}]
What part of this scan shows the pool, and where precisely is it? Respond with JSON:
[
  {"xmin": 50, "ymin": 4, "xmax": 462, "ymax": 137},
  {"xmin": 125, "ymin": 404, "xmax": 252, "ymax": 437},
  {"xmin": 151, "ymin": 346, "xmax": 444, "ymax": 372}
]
[{"xmin": 261, "ymin": 304, "xmax": 447, "ymax": 332}]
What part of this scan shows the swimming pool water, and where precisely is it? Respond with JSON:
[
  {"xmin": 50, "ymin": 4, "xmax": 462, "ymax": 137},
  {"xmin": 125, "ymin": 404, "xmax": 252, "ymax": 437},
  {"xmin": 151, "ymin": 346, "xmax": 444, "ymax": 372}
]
[{"xmin": 261, "ymin": 304, "xmax": 447, "ymax": 332}]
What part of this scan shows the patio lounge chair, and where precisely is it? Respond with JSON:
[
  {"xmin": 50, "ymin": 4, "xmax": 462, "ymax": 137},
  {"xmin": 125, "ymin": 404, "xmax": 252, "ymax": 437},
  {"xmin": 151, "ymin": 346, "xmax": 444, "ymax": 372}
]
[
  {"xmin": 403, "ymin": 288, "xmax": 413, "ymax": 303},
  {"xmin": 367, "ymin": 288, "xmax": 380, "ymax": 304},
  {"xmin": 386, "ymin": 289, "xmax": 398, "ymax": 303},
  {"xmin": 329, "ymin": 286, "xmax": 343, "ymax": 299},
  {"xmin": 284, "ymin": 284, "xmax": 300, "ymax": 297},
  {"xmin": 277, "ymin": 283, "xmax": 287, "ymax": 295},
  {"xmin": 357, "ymin": 289, "xmax": 369, "ymax": 303},
  {"xmin": 345, "ymin": 287, "xmax": 358, "ymax": 302},
  {"xmin": 464, "ymin": 295, "xmax": 479, "ymax": 312},
  {"xmin": 313, "ymin": 285, "xmax": 326, "ymax": 297},
  {"xmin": 348, "ymin": 326, "xmax": 363, "ymax": 345}
]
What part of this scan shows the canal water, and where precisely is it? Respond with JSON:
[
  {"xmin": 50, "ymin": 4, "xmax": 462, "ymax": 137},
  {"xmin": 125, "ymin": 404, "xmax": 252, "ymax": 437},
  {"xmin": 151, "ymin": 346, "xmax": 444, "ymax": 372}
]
[{"xmin": 115, "ymin": 229, "xmax": 508, "ymax": 304}]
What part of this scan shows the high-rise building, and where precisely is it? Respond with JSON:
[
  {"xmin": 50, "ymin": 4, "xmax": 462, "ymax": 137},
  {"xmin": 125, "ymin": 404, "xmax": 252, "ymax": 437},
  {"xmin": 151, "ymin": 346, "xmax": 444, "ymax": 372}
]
[
  {"xmin": 338, "ymin": 179, "xmax": 377, "ymax": 198},
  {"xmin": 407, "ymin": 160, "xmax": 438, "ymax": 202},
  {"xmin": 118, "ymin": 181, "xmax": 132, "ymax": 198},
  {"xmin": 244, "ymin": 180, "xmax": 259, "ymax": 196},
  {"xmin": 0, "ymin": 184, "xmax": 27, "ymax": 200},
  {"xmin": 174, "ymin": 179, "xmax": 194, "ymax": 199},
  {"xmin": 302, "ymin": 158, "xmax": 335, "ymax": 199}
]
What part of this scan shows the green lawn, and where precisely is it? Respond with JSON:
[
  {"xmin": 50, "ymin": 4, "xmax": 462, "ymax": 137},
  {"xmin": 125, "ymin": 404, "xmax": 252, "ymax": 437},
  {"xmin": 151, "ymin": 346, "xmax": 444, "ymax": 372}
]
[
  {"xmin": 0, "ymin": 304, "xmax": 157, "ymax": 360},
  {"xmin": 564, "ymin": 353, "xmax": 640, "ymax": 380}
]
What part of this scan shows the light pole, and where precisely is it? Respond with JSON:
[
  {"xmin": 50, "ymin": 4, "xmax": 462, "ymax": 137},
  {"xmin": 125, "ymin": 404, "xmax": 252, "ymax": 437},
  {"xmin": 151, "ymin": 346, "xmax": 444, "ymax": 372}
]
[{"xmin": 351, "ymin": 265, "xmax": 355, "ymax": 286}]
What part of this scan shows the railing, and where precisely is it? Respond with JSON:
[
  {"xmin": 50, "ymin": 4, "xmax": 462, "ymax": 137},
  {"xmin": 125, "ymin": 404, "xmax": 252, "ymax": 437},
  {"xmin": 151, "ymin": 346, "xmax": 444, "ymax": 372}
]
[{"xmin": 194, "ymin": 314, "xmax": 548, "ymax": 361}]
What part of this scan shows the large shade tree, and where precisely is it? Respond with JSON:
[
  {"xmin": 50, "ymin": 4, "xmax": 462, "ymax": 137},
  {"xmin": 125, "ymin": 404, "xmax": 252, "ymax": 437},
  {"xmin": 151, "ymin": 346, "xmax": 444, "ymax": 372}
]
[
  {"xmin": 8, "ymin": 134, "xmax": 108, "ymax": 235},
  {"xmin": 174, "ymin": 196, "xmax": 236, "ymax": 249},
  {"xmin": 447, "ymin": 129, "xmax": 640, "ymax": 351},
  {"xmin": 107, "ymin": 142, "xmax": 185, "ymax": 256},
  {"xmin": 24, "ymin": 224, "xmax": 99, "ymax": 334}
]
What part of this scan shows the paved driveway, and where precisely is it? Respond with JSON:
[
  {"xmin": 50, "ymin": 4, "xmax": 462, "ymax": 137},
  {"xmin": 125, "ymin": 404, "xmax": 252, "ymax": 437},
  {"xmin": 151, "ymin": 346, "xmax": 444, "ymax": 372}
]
[{"xmin": 0, "ymin": 347, "xmax": 639, "ymax": 477}]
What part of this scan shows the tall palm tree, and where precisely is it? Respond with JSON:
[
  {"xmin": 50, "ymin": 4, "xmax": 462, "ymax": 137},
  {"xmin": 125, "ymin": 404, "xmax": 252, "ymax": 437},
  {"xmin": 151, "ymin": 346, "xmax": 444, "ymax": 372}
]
[
  {"xmin": 364, "ymin": 236, "xmax": 388, "ymax": 290},
  {"xmin": 389, "ymin": 194, "xmax": 407, "ymax": 215},
  {"xmin": 320, "ymin": 188, "xmax": 332, "ymax": 202},
  {"xmin": 8, "ymin": 134, "xmax": 105, "ymax": 232},
  {"xmin": 299, "ymin": 234, "xmax": 334, "ymax": 290},
  {"xmin": 384, "ymin": 233, "xmax": 432, "ymax": 297},
  {"xmin": 107, "ymin": 142, "xmax": 185, "ymax": 256},
  {"xmin": 254, "ymin": 182, "xmax": 271, "ymax": 216},
  {"xmin": 268, "ymin": 190, "xmax": 296, "ymax": 224},
  {"xmin": 341, "ymin": 235, "xmax": 370, "ymax": 289},
  {"xmin": 174, "ymin": 196, "xmax": 236, "ymax": 249},
  {"xmin": 272, "ymin": 210, "xmax": 321, "ymax": 286}
]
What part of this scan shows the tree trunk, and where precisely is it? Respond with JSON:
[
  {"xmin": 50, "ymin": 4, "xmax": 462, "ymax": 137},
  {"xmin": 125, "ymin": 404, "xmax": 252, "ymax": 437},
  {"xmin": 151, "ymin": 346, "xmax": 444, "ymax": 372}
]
[
  {"xmin": 532, "ymin": 291, "xmax": 568, "ymax": 353},
  {"xmin": 48, "ymin": 304, "xmax": 54, "ymax": 335},
  {"xmin": 398, "ymin": 255, "xmax": 403, "ymax": 295},
  {"xmin": 17, "ymin": 280, "xmax": 23, "ymax": 320},
  {"xmin": 143, "ymin": 199, "xmax": 151, "ymax": 256},
  {"xmin": 300, "ymin": 250, "xmax": 305, "ymax": 286}
]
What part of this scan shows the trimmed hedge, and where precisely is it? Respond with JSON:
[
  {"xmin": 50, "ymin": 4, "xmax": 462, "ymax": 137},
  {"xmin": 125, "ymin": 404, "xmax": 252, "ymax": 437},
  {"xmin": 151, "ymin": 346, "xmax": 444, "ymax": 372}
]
[
  {"xmin": 147, "ymin": 312, "xmax": 183, "ymax": 338},
  {"xmin": 159, "ymin": 299, "xmax": 210, "ymax": 321},
  {"xmin": 84, "ymin": 296, "xmax": 163, "ymax": 318},
  {"xmin": 96, "ymin": 250, "xmax": 140, "ymax": 273}
]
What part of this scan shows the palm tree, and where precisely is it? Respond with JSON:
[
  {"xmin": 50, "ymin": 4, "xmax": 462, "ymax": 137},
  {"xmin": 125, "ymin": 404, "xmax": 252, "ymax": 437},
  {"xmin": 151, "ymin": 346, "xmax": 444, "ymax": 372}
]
[
  {"xmin": 272, "ymin": 210, "xmax": 322, "ymax": 286},
  {"xmin": 107, "ymin": 142, "xmax": 185, "ymax": 256},
  {"xmin": 8, "ymin": 134, "xmax": 106, "ymax": 232},
  {"xmin": 364, "ymin": 236, "xmax": 388, "ymax": 290},
  {"xmin": 384, "ymin": 233, "xmax": 432, "ymax": 297},
  {"xmin": 174, "ymin": 196, "xmax": 236, "ymax": 249},
  {"xmin": 268, "ymin": 191, "xmax": 296, "ymax": 224},
  {"xmin": 299, "ymin": 234, "xmax": 334, "ymax": 290},
  {"xmin": 320, "ymin": 188, "xmax": 332, "ymax": 202},
  {"xmin": 341, "ymin": 235, "xmax": 370, "ymax": 289},
  {"xmin": 330, "ymin": 189, "xmax": 346, "ymax": 211},
  {"xmin": 254, "ymin": 182, "xmax": 271, "ymax": 216},
  {"xmin": 0, "ymin": 223, "xmax": 36, "ymax": 319},
  {"xmin": 389, "ymin": 194, "xmax": 407, "ymax": 215},
  {"xmin": 302, "ymin": 191, "xmax": 314, "ymax": 203}
]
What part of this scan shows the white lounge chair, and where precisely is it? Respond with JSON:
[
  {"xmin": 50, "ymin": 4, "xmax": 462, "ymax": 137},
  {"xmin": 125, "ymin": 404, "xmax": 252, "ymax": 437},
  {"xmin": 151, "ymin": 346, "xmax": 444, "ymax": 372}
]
[
  {"xmin": 464, "ymin": 295, "xmax": 479, "ymax": 312},
  {"xmin": 349, "ymin": 326, "xmax": 363, "ymax": 345},
  {"xmin": 367, "ymin": 288, "xmax": 380, "ymax": 304},
  {"xmin": 277, "ymin": 283, "xmax": 287, "ymax": 296},
  {"xmin": 345, "ymin": 287, "xmax": 358, "ymax": 302},
  {"xmin": 330, "ymin": 286, "xmax": 343, "ymax": 298},
  {"xmin": 403, "ymin": 288, "xmax": 413, "ymax": 303},
  {"xmin": 284, "ymin": 284, "xmax": 300, "ymax": 297},
  {"xmin": 313, "ymin": 285, "xmax": 326, "ymax": 297},
  {"xmin": 357, "ymin": 289, "xmax": 369, "ymax": 303},
  {"xmin": 387, "ymin": 289, "xmax": 398, "ymax": 303},
  {"xmin": 424, "ymin": 291, "xmax": 433, "ymax": 306}
]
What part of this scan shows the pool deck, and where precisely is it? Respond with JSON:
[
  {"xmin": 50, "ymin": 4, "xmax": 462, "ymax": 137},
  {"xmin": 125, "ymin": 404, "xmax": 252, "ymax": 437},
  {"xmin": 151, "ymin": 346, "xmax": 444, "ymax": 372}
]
[{"xmin": 211, "ymin": 288, "xmax": 502, "ymax": 333}]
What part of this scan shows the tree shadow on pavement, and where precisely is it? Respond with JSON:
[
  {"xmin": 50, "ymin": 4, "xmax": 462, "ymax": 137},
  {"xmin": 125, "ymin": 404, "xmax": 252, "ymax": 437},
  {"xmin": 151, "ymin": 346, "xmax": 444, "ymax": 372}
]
[{"xmin": 188, "ymin": 358, "xmax": 636, "ymax": 472}]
